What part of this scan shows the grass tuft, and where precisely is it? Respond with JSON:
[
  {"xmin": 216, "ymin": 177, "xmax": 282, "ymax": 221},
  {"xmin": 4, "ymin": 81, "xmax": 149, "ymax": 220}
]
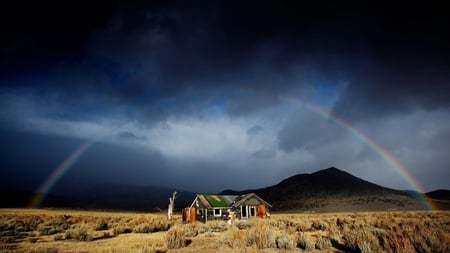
[
  {"xmin": 315, "ymin": 235, "xmax": 332, "ymax": 249},
  {"xmin": 276, "ymin": 231, "xmax": 296, "ymax": 249},
  {"xmin": 297, "ymin": 234, "xmax": 315, "ymax": 250},
  {"xmin": 164, "ymin": 226, "xmax": 186, "ymax": 249},
  {"xmin": 64, "ymin": 223, "xmax": 92, "ymax": 241},
  {"xmin": 246, "ymin": 221, "xmax": 275, "ymax": 249},
  {"xmin": 29, "ymin": 248, "xmax": 59, "ymax": 253}
]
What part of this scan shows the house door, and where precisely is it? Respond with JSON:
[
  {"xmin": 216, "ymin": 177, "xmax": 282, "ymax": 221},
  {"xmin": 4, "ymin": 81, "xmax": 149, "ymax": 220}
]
[
  {"xmin": 249, "ymin": 206, "xmax": 256, "ymax": 217},
  {"xmin": 241, "ymin": 205, "xmax": 247, "ymax": 219}
]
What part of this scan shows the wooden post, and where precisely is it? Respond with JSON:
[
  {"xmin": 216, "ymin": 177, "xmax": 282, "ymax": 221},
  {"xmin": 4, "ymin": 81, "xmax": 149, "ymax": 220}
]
[{"xmin": 167, "ymin": 191, "xmax": 177, "ymax": 221}]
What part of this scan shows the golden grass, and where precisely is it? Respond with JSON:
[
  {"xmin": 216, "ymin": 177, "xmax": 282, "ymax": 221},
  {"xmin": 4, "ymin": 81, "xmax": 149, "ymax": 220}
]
[{"xmin": 0, "ymin": 208, "xmax": 449, "ymax": 252}]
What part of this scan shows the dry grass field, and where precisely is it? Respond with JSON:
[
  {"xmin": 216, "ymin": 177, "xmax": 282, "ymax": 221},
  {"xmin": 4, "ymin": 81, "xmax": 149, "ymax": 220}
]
[{"xmin": 0, "ymin": 208, "xmax": 449, "ymax": 253}]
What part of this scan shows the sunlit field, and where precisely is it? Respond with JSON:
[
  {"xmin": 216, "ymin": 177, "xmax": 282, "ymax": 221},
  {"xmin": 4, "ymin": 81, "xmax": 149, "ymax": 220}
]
[{"xmin": 1, "ymin": 208, "xmax": 449, "ymax": 253}]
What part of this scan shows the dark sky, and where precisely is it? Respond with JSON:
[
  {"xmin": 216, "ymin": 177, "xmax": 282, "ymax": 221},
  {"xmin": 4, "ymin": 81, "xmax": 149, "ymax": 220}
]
[{"xmin": 1, "ymin": 1, "xmax": 449, "ymax": 194}]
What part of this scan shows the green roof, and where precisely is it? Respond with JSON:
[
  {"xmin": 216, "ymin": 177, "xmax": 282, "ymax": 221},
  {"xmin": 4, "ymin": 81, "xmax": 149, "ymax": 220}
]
[{"xmin": 203, "ymin": 194, "xmax": 231, "ymax": 208}]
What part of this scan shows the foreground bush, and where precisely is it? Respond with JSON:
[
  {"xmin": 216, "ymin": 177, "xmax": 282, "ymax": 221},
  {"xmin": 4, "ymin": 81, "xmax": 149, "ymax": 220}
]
[
  {"xmin": 221, "ymin": 227, "xmax": 247, "ymax": 248},
  {"xmin": 219, "ymin": 220, "xmax": 276, "ymax": 249},
  {"xmin": 113, "ymin": 225, "xmax": 133, "ymax": 235},
  {"xmin": 297, "ymin": 234, "xmax": 315, "ymax": 250},
  {"xmin": 38, "ymin": 225, "xmax": 63, "ymax": 236},
  {"xmin": 165, "ymin": 226, "xmax": 186, "ymax": 249},
  {"xmin": 315, "ymin": 235, "xmax": 332, "ymax": 250},
  {"xmin": 129, "ymin": 216, "xmax": 171, "ymax": 234},
  {"xmin": 343, "ymin": 229, "xmax": 382, "ymax": 253},
  {"xmin": 246, "ymin": 220, "xmax": 275, "ymax": 249},
  {"xmin": 183, "ymin": 222, "xmax": 208, "ymax": 237},
  {"xmin": 207, "ymin": 220, "xmax": 228, "ymax": 232},
  {"xmin": 64, "ymin": 223, "xmax": 91, "ymax": 241},
  {"xmin": 276, "ymin": 231, "xmax": 296, "ymax": 249}
]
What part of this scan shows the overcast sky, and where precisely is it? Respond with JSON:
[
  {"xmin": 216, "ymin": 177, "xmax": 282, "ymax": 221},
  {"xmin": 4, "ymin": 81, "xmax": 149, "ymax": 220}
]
[{"xmin": 1, "ymin": 1, "xmax": 449, "ymax": 194}]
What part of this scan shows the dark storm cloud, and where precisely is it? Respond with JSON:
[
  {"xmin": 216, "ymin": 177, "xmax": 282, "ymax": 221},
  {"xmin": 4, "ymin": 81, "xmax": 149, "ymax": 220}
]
[
  {"xmin": 2, "ymin": 1, "xmax": 449, "ymax": 124},
  {"xmin": 118, "ymin": 131, "xmax": 146, "ymax": 141},
  {"xmin": 251, "ymin": 149, "xmax": 276, "ymax": 159},
  {"xmin": 278, "ymin": 109, "xmax": 347, "ymax": 152},
  {"xmin": 0, "ymin": 1, "xmax": 358, "ymax": 122},
  {"xmin": 331, "ymin": 2, "xmax": 450, "ymax": 121},
  {"xmin": 332, "ymin": 57, "xmax": 450, "ymax": 121},
  {"xmin": 1, "ymin": 0, "xmax": 450, "ymax": 193},
  {"xmin": 0, "ymin": 128, "xmax": 169, "ymax": 194},
  {"xmin": 0, "ymin": 129, "xmax": 86, "ymax": 191},
  {"xmin": 247, "ymin": 125, "xmax": 264, "ymax": 136}
]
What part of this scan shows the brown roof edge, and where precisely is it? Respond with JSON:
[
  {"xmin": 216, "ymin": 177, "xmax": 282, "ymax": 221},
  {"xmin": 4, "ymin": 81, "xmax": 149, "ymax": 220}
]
[
  {"xmin": 196, "ymin": 194, "xmax": 212, "ymax": 209},
  {"xmin": 189, "ymin": 195, "xmax": 199, "ymax": 208},
  {"xmin": 233, "ymin": 193, "xmax": 272, "ymax": 208}
]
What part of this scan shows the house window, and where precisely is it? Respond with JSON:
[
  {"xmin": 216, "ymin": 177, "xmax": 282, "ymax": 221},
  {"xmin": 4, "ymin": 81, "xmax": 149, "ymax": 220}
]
[
  {"xmin": 249, "ymin": 206, "xmax": 256, "ymax": 216},
  {"xmin": 213, "ymin": 208, "xmax": 222, "ymax": 217},
  {"xmin": 241, "ymin": 206, "xmax": 247, "ymax": 218},
  {"xmin": 197, "ymin": 208, "xmax": 203, "ymax": 216}
]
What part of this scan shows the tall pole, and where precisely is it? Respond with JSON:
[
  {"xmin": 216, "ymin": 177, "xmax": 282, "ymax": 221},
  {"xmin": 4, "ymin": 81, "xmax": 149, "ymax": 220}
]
[{"xmin": 167, "ymin": 191, "xmax": 177, "ymax": 221}]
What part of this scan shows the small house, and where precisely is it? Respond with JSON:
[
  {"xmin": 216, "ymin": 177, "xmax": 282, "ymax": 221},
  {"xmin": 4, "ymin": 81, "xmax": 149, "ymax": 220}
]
[{"xmin": 183, "ymin": 193, "xmax": 271, "ymax": 223}]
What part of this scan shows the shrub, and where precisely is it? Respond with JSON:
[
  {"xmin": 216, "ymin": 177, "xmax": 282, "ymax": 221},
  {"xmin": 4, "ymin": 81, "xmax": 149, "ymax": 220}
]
[
  {"xmin": 53, "ymin": 234, "xmax": 64, "ymax": 241},
  {"xmin": 295, "ymin": 220, "xmax": 310, "ymax": 232},
  {"xmin": 113, "ymin": 225, "xmax": 133, "ymax": 235},
  {"xmin": 409, "ymin": 232, "xmax": 432, "ymax": 253},
  {"xmin": 0, "ymin": 245, "xmax": 15, "ymax": 253},
  {"xmin": 297, "ymin": 234, "xmax": 315, "ymax": 250},
  {"xmin": 29, "ymin": 237, "xmax": 39, "ymax": 243},
  {"xmin": 154, "ymin": 219, "xmax": 171, "ymax": 232},
  {"xmin": 234, "ymin": 220, "xmax": 250, "ymax": 230},
  {"xmin": 183, "ymin": 223, "xmax": 199, "ymax": 237},
  {"xmin": 22, "ymin": 217, "xmax": 42, "ymax": 231},
  {"xmin": 207, "ymin": 220, "xmax": 228, "ymax": 232},
  {"xmin": 315, "ymin": 236, "xmax": 332, "ymax": 250},
  {"xmin": 377, "ymin": 229, "xmax": 415, "ymax": 252},
  {"xmin": 140, "ymin": 244, "xmax": 167, "ymax": 253},
  {"xmin": 38, "ymin": 224, "xmax": 63, "ymax": 236},
  {"xmin": 94, "ymin": 219, "xmax": 109, "ymax": 231},
  {"xmin": 37, "ymin": 217, "xmax": 72, "ymax": 236},
  {"xmin": 342, "ymin": 232, "xmax": 360, "ymax": 252},
  {"xmin": 134, "ymin": 223, "xmax": 154, "ymax": 233},
  {"xmin": 227, "ymin": 227, "xmax": 247, "ymax": 248},
  {"xmin": 65, "ymin": 223, "xmax": 91, "ymax": 241},
  {"xmin": 276, "ymin": 232, "xmax": 296, "ymax": 249},
  {"xmin": 0, "ymin": 237, "xmax": 15, "ymax": 244},
  {"xmin": 343, "ymin": 230, "xmax": 381, "ymax": 253},
  {"xmin": 311, "ymin": 220, "xmax": 328, "ymax": 230},
  {"xmin": 132, "ymin": 219, "xmax": 171, "ymax": 233},
  {"xmin": 329, "ymin": 228, "xmax": 342, "ymax": 245},
  {"xmin": 165, "ymin": 226, "xmax": 186, "ymax": 249},
  {"xmin": 336, "ymin": 217, "xmax": 346, "ymax": 227},
  {"xmin": 204, "ymin": 231, "xmax": 214, "ymax": 237},
  {"xmin": 246, "ymin": 221, "xmax": 275, "ymax": 249},
  {"xmin": 29, "ymin": 248, "xmax": 58, "ymax": 253}
]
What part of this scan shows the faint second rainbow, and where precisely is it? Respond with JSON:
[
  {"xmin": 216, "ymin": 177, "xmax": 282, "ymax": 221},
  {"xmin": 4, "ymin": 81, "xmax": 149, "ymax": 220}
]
[{"xmin": 276, "ymin": 93, "xmax": 435, "ymax": 210}]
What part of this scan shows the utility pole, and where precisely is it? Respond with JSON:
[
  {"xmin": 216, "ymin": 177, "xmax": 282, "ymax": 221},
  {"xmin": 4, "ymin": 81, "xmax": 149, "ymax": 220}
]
[{"xmin": 167, "ymin": 191, "xmax": 177, "ymax": 221}]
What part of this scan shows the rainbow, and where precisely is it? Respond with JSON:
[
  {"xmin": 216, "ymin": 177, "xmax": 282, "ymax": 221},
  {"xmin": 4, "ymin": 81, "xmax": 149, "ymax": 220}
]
[
  {"xmin": 263, "ymin": 91, "xmax": 435, "ymax": 210},
  {"xmin": 28, "ymin": 90, "xmax": 435, "ymax": 210},
  {"xmin": 28, "ymin": 139, "xmax": 96, "ymax": 208},
  {"xmin": 28, "ymin": 119, "xmax": 127, "ymax": 208}
]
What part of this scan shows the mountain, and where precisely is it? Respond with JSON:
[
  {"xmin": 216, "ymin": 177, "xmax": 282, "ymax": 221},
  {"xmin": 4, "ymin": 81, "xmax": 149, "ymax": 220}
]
[
  {"xmin": 425, "ymin": 189, "xmax": 450, "ymax": 200},
  {"xmin": 2, "ymin": 167, "xmax": 447, "ymax": 212},
  {"xmin": 221, "ymin": 167, "xmax": 437, "ymax": 211},
  {"xmin": 425, "ymin": 190, "xmax": 450, "ymax": 210}
]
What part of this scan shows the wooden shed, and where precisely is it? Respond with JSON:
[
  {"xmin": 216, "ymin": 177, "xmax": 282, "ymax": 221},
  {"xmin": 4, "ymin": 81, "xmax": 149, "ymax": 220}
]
[{"xmin": 184, "ymin": 193, "xmax": 272, "ymax": 223}]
